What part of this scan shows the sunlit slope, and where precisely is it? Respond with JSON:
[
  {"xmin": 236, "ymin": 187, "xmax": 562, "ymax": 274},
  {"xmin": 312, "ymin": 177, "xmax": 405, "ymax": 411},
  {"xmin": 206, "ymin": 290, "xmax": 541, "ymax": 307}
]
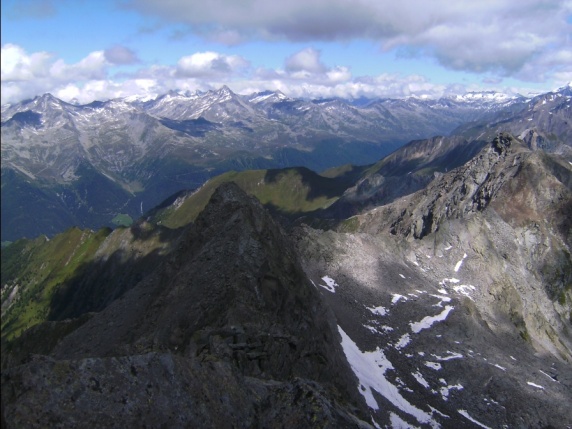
[{"xmin": 151, "ymin": 166, "xmax": 352, "ymax": 229}]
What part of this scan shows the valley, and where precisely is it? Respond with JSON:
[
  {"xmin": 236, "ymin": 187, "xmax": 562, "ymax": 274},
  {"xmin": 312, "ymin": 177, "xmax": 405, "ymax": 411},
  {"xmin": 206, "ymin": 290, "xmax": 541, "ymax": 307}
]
[{"xmin": 4, "ymin": 85, "xmax": 569, "ymax": 242}]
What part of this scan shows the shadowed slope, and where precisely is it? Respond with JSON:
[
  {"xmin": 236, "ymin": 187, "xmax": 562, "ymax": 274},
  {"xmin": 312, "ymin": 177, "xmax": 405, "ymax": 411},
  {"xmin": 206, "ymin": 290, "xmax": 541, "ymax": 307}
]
[{"xmin": 2, "ymin": 183, "xmax": 372, "ymax": 428}]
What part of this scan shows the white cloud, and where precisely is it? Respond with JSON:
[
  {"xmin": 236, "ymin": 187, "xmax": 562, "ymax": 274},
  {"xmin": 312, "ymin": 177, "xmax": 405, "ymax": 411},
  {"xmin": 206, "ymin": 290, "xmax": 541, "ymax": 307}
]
[
  {"xmin": 327, "ymin": 66, "xmax": 351, "ymax": 83},
  {"xmin": 176, "ymin": 51, "xmax": 249, "ymax": 77},
  {"xmin": 285, "ymin": 48, "xmax": 326, "ymax": 73},
  {"xmin": 0, "ymin": 42, "xmax": 564, "ymax": 106},
  {"xmin": 123, "ymin": 0, "xmax": 572, "ymax": 80},
  {"xmin": 1, "ymin": 44, "xmax": 115, "ymax": 103},
  {"xmin": 1, "ymin": 44, "xmax": 53, "ymax": 82},
  {"xmin": 49, "ymin": 51, "xmax": 108, "ymax": 81},
  {"xmin": 1, "ymin": 44, "xmax": 108, "ymax": 84},
  {"xmin": 516, "ymin": 48, "xmax": 572, "ymax": 82}
]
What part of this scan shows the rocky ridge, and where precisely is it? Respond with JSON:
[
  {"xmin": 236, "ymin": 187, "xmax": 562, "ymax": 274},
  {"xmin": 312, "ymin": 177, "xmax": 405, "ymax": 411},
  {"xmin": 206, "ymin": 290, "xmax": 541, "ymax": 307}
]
[
  {"xmin": 292, "ymin": 134, "xmax": 572, "ymax": 427},
  {"xmin": 1, "ymin": 183, "xmax": 372, "ymax": 428}
]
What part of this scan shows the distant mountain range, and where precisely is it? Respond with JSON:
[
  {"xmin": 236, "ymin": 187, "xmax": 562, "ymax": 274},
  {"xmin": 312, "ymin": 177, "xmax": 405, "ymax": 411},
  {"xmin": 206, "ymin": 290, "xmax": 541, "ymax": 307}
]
[{"xmin": 2, "ymin": 84, "xmax": 571, "ymax": 241}]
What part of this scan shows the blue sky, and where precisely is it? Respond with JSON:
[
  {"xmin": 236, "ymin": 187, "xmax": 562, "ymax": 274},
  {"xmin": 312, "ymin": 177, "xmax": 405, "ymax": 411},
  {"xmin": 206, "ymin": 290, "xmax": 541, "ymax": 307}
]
[{"xmin": 1, "ymin": 0, "xmax": 571, "ymax": 104}]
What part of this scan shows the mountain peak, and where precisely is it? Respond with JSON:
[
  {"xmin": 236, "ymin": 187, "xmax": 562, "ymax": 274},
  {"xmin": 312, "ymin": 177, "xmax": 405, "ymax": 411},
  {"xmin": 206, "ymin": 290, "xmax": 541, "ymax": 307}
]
[
  {"xmin": 353, "ymin": 133, "xmax": 532, "ymax": 239},
  {"xmin": 217, "ymin": 85, "xmax": 234, "ymax": 95},
  {"xmin": 1, "ymin": 180, "xmax": 371, "ymax": 426},
  {"xmin": 36, "ymin": 93, "xmax": 58, "ymax": 101},
  {"xmin": 248, "ymin": 89, "xmax": 289, "ymax": 104}
]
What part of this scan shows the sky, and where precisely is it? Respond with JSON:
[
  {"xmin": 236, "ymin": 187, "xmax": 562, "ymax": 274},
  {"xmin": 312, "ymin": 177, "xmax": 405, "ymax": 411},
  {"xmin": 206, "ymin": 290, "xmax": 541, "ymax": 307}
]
[{"xmin": 1, "ymin": 0, "xmax": 571, "ymax": 105}]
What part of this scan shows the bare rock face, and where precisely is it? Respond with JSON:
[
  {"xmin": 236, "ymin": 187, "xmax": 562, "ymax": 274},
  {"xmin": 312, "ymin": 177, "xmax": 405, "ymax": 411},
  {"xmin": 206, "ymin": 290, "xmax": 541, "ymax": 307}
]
[
  {"xmin": 294, "ymin": 134, "xmax": 572, "ymax": 428},
  {"xmin": 1, "ymin": 183, "xmax": 371, "ymax": 428},
  {"xmin": 366, "ymin": 133, "xmax": 530, "ymax": 239}
]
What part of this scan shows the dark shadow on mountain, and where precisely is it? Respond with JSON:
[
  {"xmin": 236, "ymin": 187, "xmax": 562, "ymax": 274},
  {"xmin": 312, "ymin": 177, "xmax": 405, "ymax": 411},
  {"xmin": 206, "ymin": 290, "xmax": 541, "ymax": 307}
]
[
  {"xmin": 46, "ymin": 247, "xmax": 163, "ymax": 321},
  {"xmin": 1, "ymin": 110, "xmax": 42, "ymax": 128},
  {"xmin": 263, "ymin": 167, "xmax": 348, "ymax": 200},
  {"xmin": 228, "ymin": 121, "xmax": 254, "ymax": 132},
  {"xmin": 46, "ymin": 224, "xmax": 183, "ymax": 322},
  {"xmin": 159, "ymin": 117, "xmax": 220, "ymax": 137}
]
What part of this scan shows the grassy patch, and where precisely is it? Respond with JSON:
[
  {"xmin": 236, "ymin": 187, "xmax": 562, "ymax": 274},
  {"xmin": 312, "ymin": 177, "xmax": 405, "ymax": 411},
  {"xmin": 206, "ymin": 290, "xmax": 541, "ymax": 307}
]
[
  {"xmin": 152, "ymin": 167, "xmax": 352, "ymax": 229},
  {"xmin": 1, "ymin": 227, "xmax": 111, "ymax": 340},
  {"xmin": 112, "ymin": 213, "xmax": 133, "ymax": 227}
]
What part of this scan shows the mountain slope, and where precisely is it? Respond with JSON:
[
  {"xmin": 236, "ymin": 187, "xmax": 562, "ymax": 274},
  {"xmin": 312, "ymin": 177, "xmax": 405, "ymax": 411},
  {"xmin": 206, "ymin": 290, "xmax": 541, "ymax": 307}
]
[
  {"xmin": 1, "ymin": 183, "xmax": 372, "ymax": 428},
  {"xmin": 149, "ymin": 166, "xmax": 352, "ymax": 228},
  {"xmin": 455, "ymin": 84, "xmax": 572, "ymax": 154},
  {"xmin": 2, "ymin": 135, "xmax": 571, "ymax": 428},
  {"xmin": 324, "ymin": 135, "xmax": 489, "ymax": 219},
  {"xmin": 294, "ymin": 134, "xmax": 572, "ymax": 427}
]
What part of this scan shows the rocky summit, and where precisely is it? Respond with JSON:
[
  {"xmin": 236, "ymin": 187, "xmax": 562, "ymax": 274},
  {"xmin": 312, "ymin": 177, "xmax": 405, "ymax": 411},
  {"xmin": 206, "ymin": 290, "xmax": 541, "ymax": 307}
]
[
  {"xmin": 2, "ymin": 133, "xmax": 571, "ymax": 428},
  {"xmin": 1, "ymin": 183, "xmax": 372, "ymax": 428}
]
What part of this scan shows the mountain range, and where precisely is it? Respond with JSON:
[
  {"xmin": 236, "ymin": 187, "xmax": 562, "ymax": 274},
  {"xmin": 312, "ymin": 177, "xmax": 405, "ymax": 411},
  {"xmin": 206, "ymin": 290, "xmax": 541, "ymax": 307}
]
[
  {"xmin": 2, "ymin": 125, "xmax": 571, "ymax": 427},
  {"xmin": 1, "ymin": 83, "xmax": 571, "ymax": 427},
  {"xmin": 3, "ymin": 84, "xmax": 570, "ymax": 242}
]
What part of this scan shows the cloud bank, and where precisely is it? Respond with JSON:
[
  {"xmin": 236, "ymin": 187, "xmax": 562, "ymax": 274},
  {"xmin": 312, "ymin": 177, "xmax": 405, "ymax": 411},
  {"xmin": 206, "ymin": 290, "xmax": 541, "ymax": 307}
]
[
  {"xmin": 2, "ymin": 0, "xmax": 571, "ymax": 104},
  {"xmin": 2, "ymin": 42, "xmax": 569, "ymax": 105},
  {"xmin": 123, "ymin": 0, "xmax": 572, "ymax": 78}
]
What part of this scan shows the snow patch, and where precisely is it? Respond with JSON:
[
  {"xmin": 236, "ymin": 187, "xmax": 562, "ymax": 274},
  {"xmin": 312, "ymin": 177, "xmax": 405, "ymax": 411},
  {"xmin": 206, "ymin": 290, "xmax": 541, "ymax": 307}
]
[
  {"xmin": 429, "ymin": 406, "xmax": 449, "ymax": 418},
  {"xmin": 319, "ymin": 276, "xmax": 338, "ymax": 293},
  {"xmin": 390, "ymin": 412, "xmax": 421, "ymax": 429},
  {"xmin": 338, "ymin": 326, "xmax": 435, "ymax": 425},
  {"xmin": 364, "ymin": 325, "xmax": 380, "ymax": 334},
  {"xmin": 458, "ymin": 410, "xmax": 492, "ymax": 429},
  {"xmin": 395, "ymin": 334, "xmax": 411, "ymax": 350},
  {"xmin": 391, "ymin": 294, "xmax": 408, "ymax": 304},
  {"xmin": 454, "ymin": 253, "xmax": 467, "ymax": 272},
  {"xmin": 527, "ymin": 381, "xmax": 544, "ymax": 389},
  {"xmin": 425, "ymin": 362, "xmax": 442, "ymax": 370},
  {"xmin": 539, "ymin": 370, "xmax": 559, "ymax": 383},
  {"xmin": 412, "ymin": 371, "xmax": 430, "ymax": 389},
  {"xmin": 410, "ymin": 306, "xmax": 454, "ymax": 333},
  {"xmin": 453, "ymin": 285, "xmax": 476, "ymax": 300},
  {"xmin": 430, "ymin": 294, "xmax": 451, "ymax": 307},
  {"xmin": 367, "ymin": 305, "xmax": 388, "ymax": 316},
  {"xmin": 440, "ymin": 383, "xmax": 463, "ymax": 401},
  {"xmin": 432, "ymin": 351, "xmax": 463, "ymax": 361}
]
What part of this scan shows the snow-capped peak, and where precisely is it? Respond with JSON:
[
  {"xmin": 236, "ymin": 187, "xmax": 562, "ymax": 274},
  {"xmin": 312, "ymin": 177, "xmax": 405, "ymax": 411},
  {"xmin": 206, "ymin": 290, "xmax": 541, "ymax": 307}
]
[
  {"xmin": 124, "ymin": 93, "xmax": 158, "ymax": 103},
  {"xmin": 248, "ymin": 90, "xmax": 289, "ymax": 104},
  {"xmin": 447, "ymin": 91, "xmax": 514, "ymax": 103}
]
